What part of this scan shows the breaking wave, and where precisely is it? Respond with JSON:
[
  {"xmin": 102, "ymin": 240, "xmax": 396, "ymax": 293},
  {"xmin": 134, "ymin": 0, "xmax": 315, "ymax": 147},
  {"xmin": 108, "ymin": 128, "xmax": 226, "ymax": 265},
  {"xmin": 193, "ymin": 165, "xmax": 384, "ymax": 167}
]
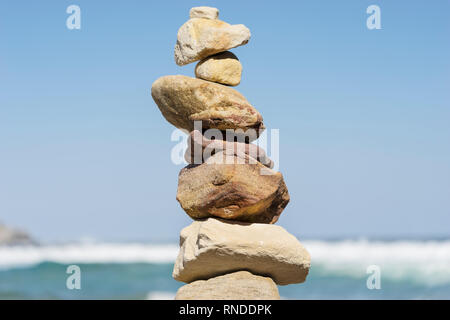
[
  {"xmin": 305, "ymin": 239, "xmax": 450, "ymax": 285},
  {"xmin": 0, "ymin": 242, "xmax": 178, "ymax": 270},
  {"xmin": 1, "ymin": 239, "xmax": 449, "ymax": 286}
]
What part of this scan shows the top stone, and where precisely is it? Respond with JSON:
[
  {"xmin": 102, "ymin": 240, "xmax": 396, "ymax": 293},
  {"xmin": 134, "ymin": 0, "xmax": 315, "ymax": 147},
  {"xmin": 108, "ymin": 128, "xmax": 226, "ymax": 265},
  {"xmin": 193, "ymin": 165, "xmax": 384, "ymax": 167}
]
[{"xmin": 189, "ymin": 7, "xmax": 219, "ymax": 20}]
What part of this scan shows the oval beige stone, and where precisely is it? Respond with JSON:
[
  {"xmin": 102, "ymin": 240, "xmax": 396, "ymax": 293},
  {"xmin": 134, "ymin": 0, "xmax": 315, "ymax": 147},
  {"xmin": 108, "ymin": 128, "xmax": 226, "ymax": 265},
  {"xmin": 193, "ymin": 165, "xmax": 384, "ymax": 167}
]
[
  {"xmin": 195, "ymin": 51, "xmax": 242, "ymax": 86},
  {"xmin": 175, "ymin": 18, "xmax": 250, "ymax": 66},
  {"xmin": 172, "ymin": 218, "xmax": 311, "ymax": 286},
  {"xmin": 175, "ymin": 271, "xmax": 280, "ymax": 300},
  {"xmin": 151, "ymin": 75, "xmax": 264, "ymax": 136}
]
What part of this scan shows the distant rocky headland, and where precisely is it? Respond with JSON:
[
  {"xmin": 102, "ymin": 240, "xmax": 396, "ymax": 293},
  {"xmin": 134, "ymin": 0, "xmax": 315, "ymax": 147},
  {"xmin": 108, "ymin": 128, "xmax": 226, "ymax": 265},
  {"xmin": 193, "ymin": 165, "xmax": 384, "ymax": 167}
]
[{"xmin": 0, "ymin": 223, "xmax": 35, "ymax": 246}]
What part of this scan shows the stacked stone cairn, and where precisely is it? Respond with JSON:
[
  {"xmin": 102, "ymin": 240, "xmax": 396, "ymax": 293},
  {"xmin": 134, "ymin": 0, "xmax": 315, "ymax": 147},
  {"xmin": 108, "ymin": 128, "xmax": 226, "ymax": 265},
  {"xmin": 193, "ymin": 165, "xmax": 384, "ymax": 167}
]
[{"xmin": 151, "ymin": 7, "xmax": 311, "ymax": 300}]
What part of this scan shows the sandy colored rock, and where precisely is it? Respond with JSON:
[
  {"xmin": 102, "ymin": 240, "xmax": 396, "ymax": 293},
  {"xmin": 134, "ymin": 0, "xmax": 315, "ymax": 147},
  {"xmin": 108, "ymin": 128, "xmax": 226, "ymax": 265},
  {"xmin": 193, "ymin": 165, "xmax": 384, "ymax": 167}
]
[
  {"xmin": 175, "ymin": 271, "xmax": 280, "ymax": 300},
  {"xmin": 173, "ymin": 218, "xmax": 310, "ymax": 285},
  {"xmin": 177, "ymin": 152, "xmax": 288, "ymax": 224},
  {"xmin": 189, "ymin": 7, "xmax": 219, "ymax": 20},
  {"xmin": 175, "ymin": 18, "xmax": 250, "ymax": 66},
  {"xmin": 185, "ymin": 130, "xmax": 273, "ymax": 168},
  {"xmin": 195, "ymin": 51, "xmax": 242, "ymax": 86},
  {"xmin": 151, "ymin": 75, "xmax": 264, "ymax": 138}
]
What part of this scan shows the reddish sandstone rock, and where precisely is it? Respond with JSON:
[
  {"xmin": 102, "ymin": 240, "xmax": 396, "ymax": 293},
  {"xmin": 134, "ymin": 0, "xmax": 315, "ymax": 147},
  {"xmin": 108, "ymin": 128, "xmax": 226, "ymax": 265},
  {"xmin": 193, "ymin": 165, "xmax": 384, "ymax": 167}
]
[
  {"xmin": 176, "ymin": 152, "xmax": 289, "ymax": 224},
  {"xmin": 184, "ymin": 130, "xmax": 274, "ymax": 168}
]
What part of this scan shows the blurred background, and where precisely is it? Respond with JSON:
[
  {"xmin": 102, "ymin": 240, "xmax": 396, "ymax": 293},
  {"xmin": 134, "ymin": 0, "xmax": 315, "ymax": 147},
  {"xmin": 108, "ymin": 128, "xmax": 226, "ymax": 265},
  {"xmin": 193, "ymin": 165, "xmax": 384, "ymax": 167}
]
[{"xmin": 0, "ymin": 0, "xmax": 449, "ymax": 299}]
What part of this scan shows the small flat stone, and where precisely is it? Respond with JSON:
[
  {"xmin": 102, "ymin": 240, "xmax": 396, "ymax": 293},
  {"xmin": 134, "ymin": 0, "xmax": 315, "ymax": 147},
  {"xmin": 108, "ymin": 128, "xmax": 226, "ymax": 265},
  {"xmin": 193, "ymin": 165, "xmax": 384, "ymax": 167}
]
[
  {"xmin": 189, "ymin": 7, "xmax": 219, "ymax": 20},
  {"xmin": 185, "ymin": 130, "xmax": 273, "ymax": 168}
]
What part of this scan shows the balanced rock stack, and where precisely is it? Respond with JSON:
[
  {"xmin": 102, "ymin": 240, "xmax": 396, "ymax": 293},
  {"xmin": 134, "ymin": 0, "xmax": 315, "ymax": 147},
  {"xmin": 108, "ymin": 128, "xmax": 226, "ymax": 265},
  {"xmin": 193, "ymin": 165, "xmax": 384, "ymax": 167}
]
[{"xmin": 151, "ymin": 7, "xmax": 311, "ymax": 300}]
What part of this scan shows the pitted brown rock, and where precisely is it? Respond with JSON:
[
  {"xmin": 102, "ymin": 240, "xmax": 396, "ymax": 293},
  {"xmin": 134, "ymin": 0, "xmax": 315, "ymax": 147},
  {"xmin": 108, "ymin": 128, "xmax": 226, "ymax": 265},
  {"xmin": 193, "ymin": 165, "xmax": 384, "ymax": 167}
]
[{"xmin": 176, "ymin": 152, "xmax": 289, "ymax": 224}]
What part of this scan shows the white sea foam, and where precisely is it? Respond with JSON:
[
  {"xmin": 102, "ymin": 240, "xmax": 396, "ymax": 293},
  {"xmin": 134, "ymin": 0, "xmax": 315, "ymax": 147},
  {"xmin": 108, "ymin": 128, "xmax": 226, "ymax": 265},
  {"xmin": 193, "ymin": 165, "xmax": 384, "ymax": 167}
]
[
  {"xmin": 303, "ymin": 239, "xmax": 450, "ymax": 285},
  {"xmin": 0, "ymin": 243, "xmax": 178, "ymax": 270},
  {"xmin": 145, "ymin": 291, "xmax": 176, "ymax": 300},
  {"xmin": 0, "ymin": 240, "xmax": 449, "ymax": 286}
]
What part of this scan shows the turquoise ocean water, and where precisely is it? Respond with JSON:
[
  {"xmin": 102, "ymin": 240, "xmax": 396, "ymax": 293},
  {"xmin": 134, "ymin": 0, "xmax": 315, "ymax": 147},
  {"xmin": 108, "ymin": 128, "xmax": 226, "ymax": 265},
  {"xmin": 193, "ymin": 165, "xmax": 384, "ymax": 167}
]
[{"xmin": 1, "ymin": 240, "xmax": 449, "ymax": 300}]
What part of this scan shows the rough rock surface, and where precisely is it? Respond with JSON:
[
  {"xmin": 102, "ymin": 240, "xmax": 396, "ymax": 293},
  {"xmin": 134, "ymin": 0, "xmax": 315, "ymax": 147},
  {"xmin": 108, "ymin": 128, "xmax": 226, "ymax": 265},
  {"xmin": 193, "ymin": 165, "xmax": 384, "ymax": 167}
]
[
  {"xmin": 151, "ymin": 75, "xmax": 264, "ymax": 137},
  {"xmin": 173, "ymin": 218, "xmax": 310, "ymax": 285},
  {"xmin": 175, "ymin": 18, "xmax": 250, "ymax": 66},
  {"xmin": 195, "ymin": 51, "xmax": 242, "ymax": 86},
  {"xmin": 189, "ymin": 7, "xmax": 219, "ymax": 20},
  {"xmin": 185, "ymin": 130, "xmax": 273, "ymax": 168},
  {"xmin": 175, "ymin": 271, "xmax": 280, "ymax": 300},
  {"xmin": 177, "ymin": 152, "xmax": 288, "ymax": 223}
]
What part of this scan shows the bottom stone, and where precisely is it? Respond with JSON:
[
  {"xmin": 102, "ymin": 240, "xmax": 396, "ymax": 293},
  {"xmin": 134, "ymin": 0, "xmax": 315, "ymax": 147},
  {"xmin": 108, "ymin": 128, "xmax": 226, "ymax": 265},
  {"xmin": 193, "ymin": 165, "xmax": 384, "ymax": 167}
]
[{"xmin": 175, "ymin": 271, "xmax": 280, "ymax": 300}]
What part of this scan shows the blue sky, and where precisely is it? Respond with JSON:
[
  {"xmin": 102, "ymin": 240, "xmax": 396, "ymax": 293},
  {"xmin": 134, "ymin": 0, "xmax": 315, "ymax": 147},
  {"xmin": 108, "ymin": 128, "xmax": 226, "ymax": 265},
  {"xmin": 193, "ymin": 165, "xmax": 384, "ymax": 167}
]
[{"xmin": 0, "ymin": 0, "xmax": 449, "ymax": 241}]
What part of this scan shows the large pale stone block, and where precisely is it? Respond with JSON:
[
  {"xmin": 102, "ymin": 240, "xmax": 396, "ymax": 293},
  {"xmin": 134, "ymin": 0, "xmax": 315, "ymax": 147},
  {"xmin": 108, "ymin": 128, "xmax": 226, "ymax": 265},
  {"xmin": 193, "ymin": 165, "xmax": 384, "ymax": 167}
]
[{"xmin": 173, "ymin": 218, "xmax": 311, "ymax": 285}]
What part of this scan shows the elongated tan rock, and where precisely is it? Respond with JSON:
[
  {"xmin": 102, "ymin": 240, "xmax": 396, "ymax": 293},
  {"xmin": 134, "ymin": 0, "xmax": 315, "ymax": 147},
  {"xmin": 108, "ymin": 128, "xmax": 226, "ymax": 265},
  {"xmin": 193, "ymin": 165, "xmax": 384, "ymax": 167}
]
[
  {"xmin": 175, "ymin": 18, "xmax": 250, "ymax": 66},
  {"xmin": 173, "ymin": 218, "xmax": 311, "ymax": 285},
  {"xmin": 151, "ymin": 75, "xmax": 264, "ymax": 137},
  {"xmin": 177, "ymin": 152, "xmax": 288, "ymax": 223},
  {"xmin": 195, "ymin": 51, "xmax": 242, "ymax": 86},
  {"xmin": 185, "ymin": 130, "xmax": 273, "ymax": 168},
  {"xmin": 175, "ymin": 271, "xmax": 280, "ymax": 300},
  {"xmin": 189, "ymin": 7, "xmax": 219, "ymax": 20}
]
